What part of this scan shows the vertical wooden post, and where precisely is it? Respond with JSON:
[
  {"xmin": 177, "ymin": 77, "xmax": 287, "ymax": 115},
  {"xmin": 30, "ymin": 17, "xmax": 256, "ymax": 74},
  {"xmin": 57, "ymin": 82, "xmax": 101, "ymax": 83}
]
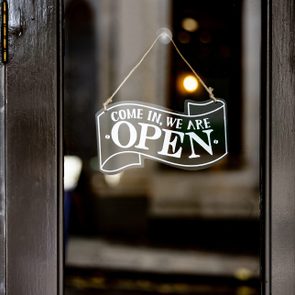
[
  {"xmin": 5, "ymin": 0, "xmax": 62, "ymax": 294},
  {"xmin": 0, "ymin": 61, "xmax": 5, "ymax": 295},
  {"xmin": 264, "ymin": 0, "xmax": 295, "ymax": 293}
]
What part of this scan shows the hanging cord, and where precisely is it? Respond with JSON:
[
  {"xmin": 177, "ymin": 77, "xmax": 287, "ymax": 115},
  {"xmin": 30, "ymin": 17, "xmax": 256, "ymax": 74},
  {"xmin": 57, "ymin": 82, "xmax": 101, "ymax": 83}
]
[
  {"xmin": 103, "ymin": 32, "xmax": 217, "ymax": 110},
  {"xmin": 169, "ymin": 37, "xmax": 217, "ymax": 102}
]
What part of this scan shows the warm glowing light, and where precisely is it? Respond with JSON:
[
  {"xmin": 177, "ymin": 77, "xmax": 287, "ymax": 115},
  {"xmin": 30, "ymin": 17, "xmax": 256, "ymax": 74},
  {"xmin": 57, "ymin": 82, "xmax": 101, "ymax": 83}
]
[
  {"xmin": 178, "ymin": 32, "xmax": 191, "ymax": 44},
  {"xmin": 104, "ymin": 173, "xmax": 123, "ymax": 187},
  {"xmin": 234, "ymin": 268, "xmax": 253, "ymax": 281},
  {"xmin": 236, "ymin": 286, "xmax": 254, "ymax": 295},
  {"xmin": 64, "ymin": 156, "xmax": 82, "ymax": 191},
  {"xmin": 183, "ymin": 75, "xmax": 199, "ymax": 93},
  {"xmin": 182, "ymin": 18, "xmax": 199, "ymax": 32}
]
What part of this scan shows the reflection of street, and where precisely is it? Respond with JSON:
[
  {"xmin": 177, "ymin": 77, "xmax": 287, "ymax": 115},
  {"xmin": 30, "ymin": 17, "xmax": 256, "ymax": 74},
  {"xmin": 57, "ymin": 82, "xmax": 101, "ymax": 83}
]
[{"xmin": 65, "ymin": 237, "xmax": 259, "ymax": 295}]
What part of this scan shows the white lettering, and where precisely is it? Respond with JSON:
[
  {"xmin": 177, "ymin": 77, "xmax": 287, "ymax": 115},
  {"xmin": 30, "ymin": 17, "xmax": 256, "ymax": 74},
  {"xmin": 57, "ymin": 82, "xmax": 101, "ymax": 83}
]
[
  {"xmin": 186, "ymin": 129, "xmax": 213, "ymax": 158},
  {"xmin": 166, "ymin": 117, "xmax": 178, "ymax": 128},
  {"xmin": 118, "ymin": 110, "xmax": 127, "ymax": 120},
  {"xmin": 204, "ymin": 118, "xmax": 211, "ymax": 128},
  {"xmin": 187, "ymin": 120, "xmax": 196, "ymax": 130},
  {"xmin": 195, "ymin": 120, "xmax": 204, "ymax": 130},
  {"xmin": 135, "ymin": 123, "xmax": 161, "ymax": 150},
  {"xmin": 187, "ymin": 118, "xmax": 211, "ymax": 130},
  {"xmin": 111, "ymin": 111, "xmax": 119, "ymax": 122},
  {"xmin": 111, "ymin": 121, "xmax": 137, "ymax": 148},
  {"xmin": 110, "ymin": 109, "xmax": 143, "ymax": 122},
  {"xmin": 158, "ymin": 129, "xmax": 184, "ymax": 158}
]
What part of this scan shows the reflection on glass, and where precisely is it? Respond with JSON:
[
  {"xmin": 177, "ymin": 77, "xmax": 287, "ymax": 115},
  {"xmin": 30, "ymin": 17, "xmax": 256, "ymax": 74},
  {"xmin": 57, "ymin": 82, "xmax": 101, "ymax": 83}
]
[
  {"xmin": 178, "ymin": 73, "xmax": 200, "ymax": 93},
  {"xmin": 182, "ymin": 18, "xmax": 199, "ymax": 32},
  {"xmin": 64, "ymin": 0, "xmax": 261, "ymax": 294}
]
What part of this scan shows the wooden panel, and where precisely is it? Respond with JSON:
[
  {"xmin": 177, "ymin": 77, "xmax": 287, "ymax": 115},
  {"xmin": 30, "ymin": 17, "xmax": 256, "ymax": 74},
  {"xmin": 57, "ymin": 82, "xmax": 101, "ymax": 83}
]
[
  {"xmin": 262, "ymin": 1, "xmax": 271, "ymax": 293},
  {"xmin": 5, "ymin": 0, "xmax": 62, "ymax": 294},
  {"xmin": 0, "ymin": 66, "xmax": 5, "ymax": 295},
  {"xmin": 271, "ymin": 0, "xmax": 295, "ymax": 293}
]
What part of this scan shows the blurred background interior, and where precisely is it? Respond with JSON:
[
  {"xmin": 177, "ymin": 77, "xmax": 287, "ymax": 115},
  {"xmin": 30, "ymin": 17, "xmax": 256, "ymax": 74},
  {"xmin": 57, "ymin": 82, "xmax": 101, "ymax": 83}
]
[{"xmin": 63, "ymin": 0, "xmax": 261, "ymax": 294}]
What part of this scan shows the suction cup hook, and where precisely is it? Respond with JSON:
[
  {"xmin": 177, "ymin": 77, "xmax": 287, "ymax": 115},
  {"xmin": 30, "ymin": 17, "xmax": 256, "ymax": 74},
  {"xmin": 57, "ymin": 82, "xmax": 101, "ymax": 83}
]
[{"xmin": 157, "ymin": 27, "xmax": 173, "ymax": 44}]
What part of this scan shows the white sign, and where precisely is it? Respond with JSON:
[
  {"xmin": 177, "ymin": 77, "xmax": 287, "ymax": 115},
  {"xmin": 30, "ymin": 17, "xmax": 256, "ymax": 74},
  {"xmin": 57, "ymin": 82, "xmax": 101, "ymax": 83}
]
[{"xmin": 96, "ymin": 99, "xmax": 228, "ymax": 174}]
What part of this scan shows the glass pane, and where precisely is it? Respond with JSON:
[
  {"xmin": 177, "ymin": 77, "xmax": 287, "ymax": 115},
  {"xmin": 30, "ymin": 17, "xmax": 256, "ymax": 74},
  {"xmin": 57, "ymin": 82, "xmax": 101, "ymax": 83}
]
[{"xmin": 64, "ymin": 0, "xmax": 261, "ymax": 294}]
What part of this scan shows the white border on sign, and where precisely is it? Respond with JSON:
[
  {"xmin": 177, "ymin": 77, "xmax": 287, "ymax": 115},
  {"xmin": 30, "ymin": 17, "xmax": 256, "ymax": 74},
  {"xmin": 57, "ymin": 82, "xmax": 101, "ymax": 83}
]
[{"xmin": 96, "ymin": 99, "xmax": 228, "ymax": 174}]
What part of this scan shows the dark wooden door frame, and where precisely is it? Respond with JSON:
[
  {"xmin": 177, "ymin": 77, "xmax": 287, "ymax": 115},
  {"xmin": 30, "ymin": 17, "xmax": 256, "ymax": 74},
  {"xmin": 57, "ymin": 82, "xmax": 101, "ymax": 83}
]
[
  {"xmin": 0, "ymin": 0, "xmax": 294, "ymax": 294},
  {"xmin": 2, "ymin": 0, "xmax": 63, "ymax": 294},
  {"xmin": 263, "ymin": 0, "xmax": 295, "ymax": 293},
  {"xmin": 0, "ymin": 48, "xmax": 5, "ymax": 295}
]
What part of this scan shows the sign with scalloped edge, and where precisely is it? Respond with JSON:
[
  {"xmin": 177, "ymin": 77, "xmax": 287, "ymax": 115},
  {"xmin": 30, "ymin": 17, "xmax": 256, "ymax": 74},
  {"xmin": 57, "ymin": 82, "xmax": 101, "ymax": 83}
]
[{"xmin": 96, "ymin": 99, "xmax": 227, "ymax": 174}]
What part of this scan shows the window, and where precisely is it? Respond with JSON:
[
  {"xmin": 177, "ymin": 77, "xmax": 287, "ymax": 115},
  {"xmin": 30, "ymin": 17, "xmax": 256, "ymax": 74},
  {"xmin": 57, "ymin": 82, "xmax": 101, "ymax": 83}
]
[{"xmin": 64, "ymin": 1, "xmax": 261, "ymax": 294}]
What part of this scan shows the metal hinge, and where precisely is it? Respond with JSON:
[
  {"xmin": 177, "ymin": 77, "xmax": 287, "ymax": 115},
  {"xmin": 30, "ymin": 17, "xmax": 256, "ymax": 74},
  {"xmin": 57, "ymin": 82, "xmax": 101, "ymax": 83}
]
[{"xmin": 1, "ymin": 0, "xmax": 8, "ymax": 64}]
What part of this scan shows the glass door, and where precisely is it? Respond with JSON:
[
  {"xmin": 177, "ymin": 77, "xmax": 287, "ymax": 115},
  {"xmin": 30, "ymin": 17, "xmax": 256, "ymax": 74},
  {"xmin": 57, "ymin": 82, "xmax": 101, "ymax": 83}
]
[
  {"xmin": 63, "ymin": 1, "xmax": 261, "ymax": 294},
  {"xmin": 3, "ymin": 0, "xmax": 295, "ymax": 294},
  {"xmin": 64, "ymin": 0, "xmax": 261, "ymax": 295}
]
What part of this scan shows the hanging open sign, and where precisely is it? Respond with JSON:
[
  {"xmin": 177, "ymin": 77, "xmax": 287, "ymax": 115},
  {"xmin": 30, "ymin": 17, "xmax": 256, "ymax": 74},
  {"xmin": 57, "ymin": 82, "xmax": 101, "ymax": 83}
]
[
  {"xmin": 96, "ymin": 32, "xmax": 228, "ymax": 174},
  {"xmin": 96, "ymin": 99, "xmax": 227, "ymax": 174}
]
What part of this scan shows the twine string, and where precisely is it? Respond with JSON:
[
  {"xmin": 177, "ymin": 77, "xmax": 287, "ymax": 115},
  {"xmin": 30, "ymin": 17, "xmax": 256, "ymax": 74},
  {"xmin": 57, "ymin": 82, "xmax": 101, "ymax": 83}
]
[{"xmin": 103, "ymin": 33, "xmax": 217, "ymax": 110}]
